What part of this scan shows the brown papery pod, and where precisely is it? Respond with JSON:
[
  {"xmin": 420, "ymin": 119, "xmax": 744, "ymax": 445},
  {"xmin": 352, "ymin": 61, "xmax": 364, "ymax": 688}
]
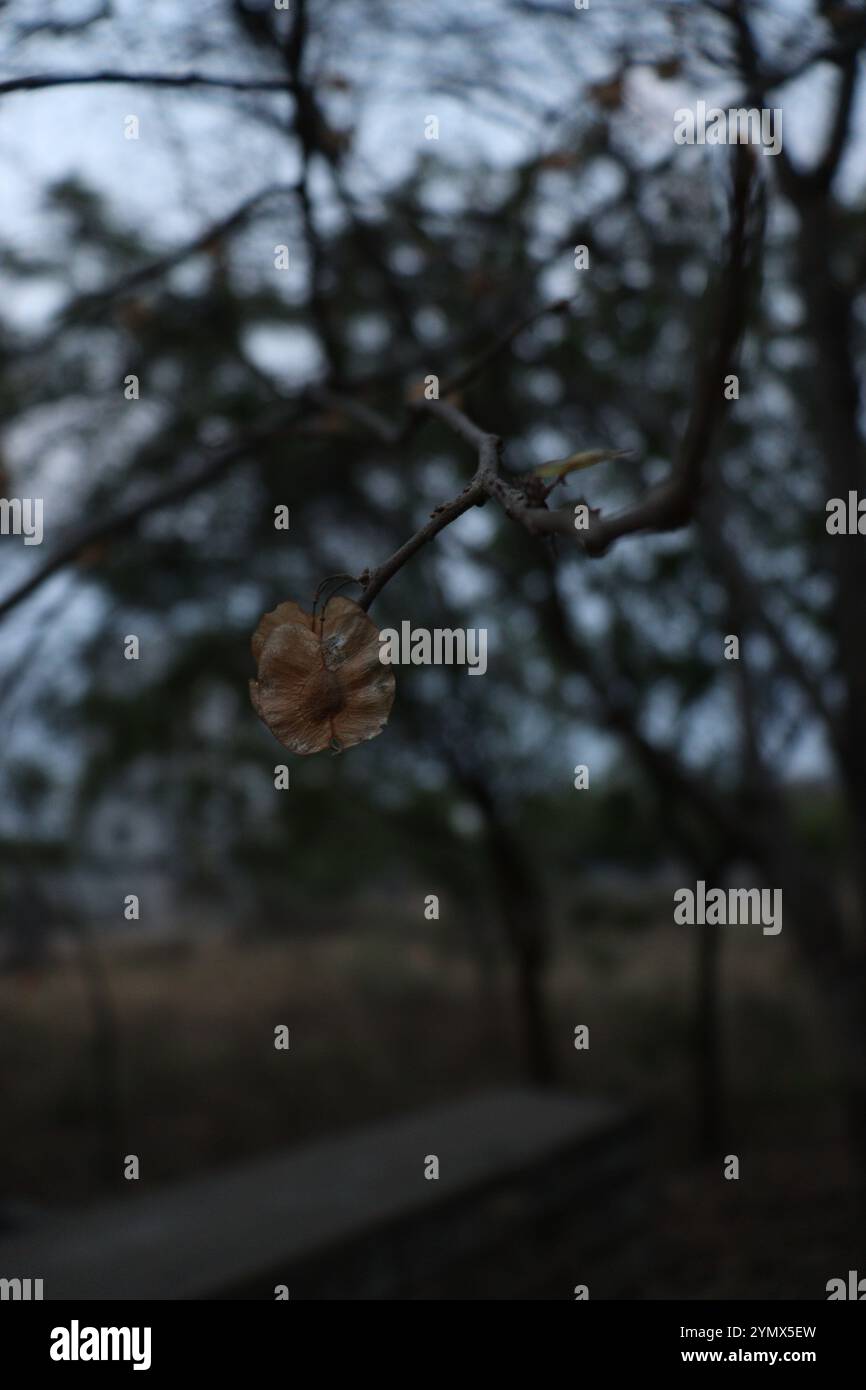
[{"xmin": 249, "ymin": 597, "xmax": 395, "ymax": 755}]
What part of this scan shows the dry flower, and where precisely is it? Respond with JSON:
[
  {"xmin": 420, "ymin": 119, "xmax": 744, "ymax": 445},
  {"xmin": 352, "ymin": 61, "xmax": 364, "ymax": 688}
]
[{"xmin": 249, "ymin": 596, "xmax": 395, "ymax": 755}]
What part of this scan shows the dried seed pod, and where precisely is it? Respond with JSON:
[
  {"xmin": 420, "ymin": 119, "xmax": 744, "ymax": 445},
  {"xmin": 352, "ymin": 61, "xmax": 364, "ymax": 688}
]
[{"xmin": 249, "ymin": 597, "xmax": 395, "ymax": 755}]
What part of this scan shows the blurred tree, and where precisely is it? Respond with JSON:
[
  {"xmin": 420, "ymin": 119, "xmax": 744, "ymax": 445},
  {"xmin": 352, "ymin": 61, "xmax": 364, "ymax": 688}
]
[{"xmin": 0, "ymin": 1, "xmax": 864, "ymax": 1194}]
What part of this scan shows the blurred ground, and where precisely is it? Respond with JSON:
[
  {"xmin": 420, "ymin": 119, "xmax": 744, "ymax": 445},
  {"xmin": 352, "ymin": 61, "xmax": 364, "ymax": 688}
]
[
  {"xmin": 657, "ymin": 1142, "xmax": 857, "ymax": 1300},
  {"xmin": 0, "ymin": 905, "xmax": 856, "ymax": 1299}
]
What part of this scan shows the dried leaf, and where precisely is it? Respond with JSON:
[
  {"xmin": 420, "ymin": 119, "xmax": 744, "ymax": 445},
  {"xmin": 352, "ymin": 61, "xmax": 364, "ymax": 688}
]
[
  {"xmin": 249, "ymin": 597, "xmax": 395, "ymax": 755},
  {"xmin": 588, "ymin": 75, "xmax": 625, "ymax": 110},
  {"xmin": 532, "ymin": 448, "xmax": 631, "ymax": 480}
]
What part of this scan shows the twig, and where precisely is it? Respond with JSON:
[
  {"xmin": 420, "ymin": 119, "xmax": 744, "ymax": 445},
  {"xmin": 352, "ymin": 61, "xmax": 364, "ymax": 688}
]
[
  {"xmin": 308, "ymin": 387, "xmax": 402, "ymax": 444},
  {"xmin": 0, "ymin": 70, "xmax": 293, "ymax": 97},
  {"xmin": 0, "ymin": 409, "xmax": 304, "ymax": 621},
  {"xmin": 438, "ymin": 297, "xmax": 572, "ymax": 399},
  {"xmin": 355, "ymin": 400, "xmax": 529, "ymax": 610},
  {"xmin": 0, "ymin": 139, "xmax": 758, "ymax": 623},
  {"xmin": 354, "ymin": 139, "xmax": 759, "ymax": 605},
  {"xmin": 514, "ymin": 142, "xmax": 761, "ymax": 556},
  {"xmin": 69, "ymin": 183, "xmax": 302, "ymax": 317}
]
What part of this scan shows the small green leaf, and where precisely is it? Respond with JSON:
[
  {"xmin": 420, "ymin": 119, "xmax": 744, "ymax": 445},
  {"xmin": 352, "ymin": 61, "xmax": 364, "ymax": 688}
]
[{"xmin": 532, "ymin": 448, "xmax": 631, "ymax": 480}]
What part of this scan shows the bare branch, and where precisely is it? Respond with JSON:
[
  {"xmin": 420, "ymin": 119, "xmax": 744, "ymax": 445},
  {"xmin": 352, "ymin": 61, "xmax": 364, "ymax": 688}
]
[
  {"xmin": 65, "ymin": 183, "xmax": 301, "ymax": 321},
  {"xmin": 438, "ymin": 297, "xmax": 572, "ymax": 400},
  {"xmin": 0, "ymin": 70, "xmax": 292, "ymax": 98},
  {"xmin": 0, "ymin": 145, "xmax": 758, "ymax": 628},
  {"xmin": 356, "ymin": 475, "xmax": 488, "ymax": 612},
  {"xmin": 744, "ymin": 15, "xmax": 866, "ymax": 101},
  {"xmin": 0, "ymin": 409, "xmax": 305, "ymax": 622},
  {"xmin": 355, "ymin": 401, "xmax": 500, "ymax": 610},
  {"xmin": 283, "ymin": 0, "xmax": 346, "ymax": 379},
  {"xmin": 353, "ymin": 166, "xmax": 761, "ymax": 613},
  {"xmin": 813, "ymin": 54, "xmax": 861, "ymax": 190},
  {"xmin": 698, "ymin": 499, "xmax": 836, "ymax": 736},
  {"xmin": 307, "ymin": 387, "xmax": 402, "ymax": 445},
  {"xmin": 355, "ymin": 398, "xmax": 543, "ymax": 610},
  {"xmin": 349, "ymin": 139, "xmax": 759, "ymax": 608},
  {"xmin": 723, "ymin": 0, "xmax": 862, "ymax": 192},
  {"xmin": 508, "ymin": 142, "xmax": 762, "ymax": 556}
]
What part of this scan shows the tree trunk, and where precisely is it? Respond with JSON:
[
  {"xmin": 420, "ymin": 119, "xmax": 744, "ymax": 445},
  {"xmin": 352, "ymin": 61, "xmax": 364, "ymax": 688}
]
[
  {"xmin": 695, "ymin": 919, "xmax": 724, "ymax": 1158},
  {"xmin": 461, "ymin": 771, "xmax": 558, "ymax": 1085},
  {"xmin": 75, "ymin": 921, "xmax": 124, "ymax": 1186}
]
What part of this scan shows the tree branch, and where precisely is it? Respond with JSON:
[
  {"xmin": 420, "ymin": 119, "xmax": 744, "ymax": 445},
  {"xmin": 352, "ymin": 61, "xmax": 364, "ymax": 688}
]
[
  {"xmin": 356, "ymin": 474, "xmax": 488, "ymax": 612},
  {"xmin": 0, "ymin": 70, "xmax": 292, "ymax": 97},
  {"xmin": 509, "ymin": 142, "xmax": 761, "ymax": 556},
  {"xmin": 0, "ymin": 409, "xmax": 305, "ymax": 621},
  {"xmin": 353, "ymin": 145, "xmax": 758, "ymax": 614},
  {"xmin": 0, "ymin": 144, "xmax": 758, "ymax": 627},
  {"xmin": 65, "ymin": 183, "xmax": 302, "ymax": 321},
  {"xmin": 438, "ymin": 296, "xmax": 572, "ymax": 399},
  {"xmin": 813, "ymin": 53, "xmax": 861, "ymax": 191}
]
